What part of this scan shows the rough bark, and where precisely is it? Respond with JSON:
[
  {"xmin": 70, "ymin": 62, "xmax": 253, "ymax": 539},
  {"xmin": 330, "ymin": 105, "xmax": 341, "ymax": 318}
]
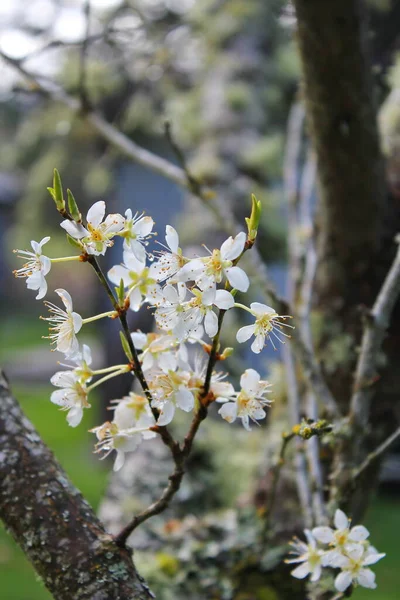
[
  {"xmin": 0, "ymin": 370, "xmax": 153, "ymax": 600},
  {"xmin": 294, "ymin": 0, "xmax": 386, "ymax": 315}
]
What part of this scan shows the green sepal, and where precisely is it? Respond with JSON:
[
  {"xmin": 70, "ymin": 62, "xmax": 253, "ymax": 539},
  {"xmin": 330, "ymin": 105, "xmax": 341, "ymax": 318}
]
[
  {"xmin": 66, "ymin": 234, "xmax": 83, "ymax": 250},
  {"xmin": 119, "ymin": 331, "xmax": 133, "ymax": 361},
  {"xmin": 245, "ymin": 194, "xmax": 262, "ymax": 242},
  {"xmin": 67, "ymin": 189, "xmax": 82, "ymax": 223},
  {"xmin": 51, "ymin": 169, "xmax": 66, "ymax": 212}
]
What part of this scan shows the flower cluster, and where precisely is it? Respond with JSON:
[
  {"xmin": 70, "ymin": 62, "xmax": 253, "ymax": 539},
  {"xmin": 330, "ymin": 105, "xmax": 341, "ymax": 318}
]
[
  {"xmin": 286, "ymin": 509, "xmax": 385, "ymax": 592},
  {"xmin": 13, "ymin": 189, "xmax": 287, "ymax": 469}
]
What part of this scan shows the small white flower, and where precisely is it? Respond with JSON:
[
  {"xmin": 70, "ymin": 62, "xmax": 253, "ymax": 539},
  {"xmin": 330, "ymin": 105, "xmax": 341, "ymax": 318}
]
[
  {"xmin": 42, "ymin": 289, "xmax": 83, "ymax": 356},
  {"xmin": 313, "ymin": 509, "xmax": 370, "ymax": 553},
  {"xmin": 59, "ymin": 344, "xmax": 94, "ymax": 383},
  {"xmin": 149, "ymin": 370, "xmax": 194, "ymax": 426},
  {"xmin": 151, "ymin": 225, "xmax": 185, "ymax": 282},
  {"xmin": 108, "ymin": 251, "xmax": 157, "ymax": 311},
  {"xmin": 183, "ymin": 287, "xmax": 235, "ymax": 338},
  {"xmin": 121, "ymin": 209, "xmax": 154, "ymax": 262},
  {"xmin": 285, "ymin": 530, "xmax": 325, "ymax": 582},
  {"xmin": 91, "ymin": 394, "xmax": 156, "ymax": 471},
  {"xmin": 90, "ymin": 422, "xmax": 142, "ymax": 472},
  {"xmin": 218, "ymin": 368, "xmax": 272, "ymax": 430},
  {"xmin": 13, "ymin": 236, "xmax": 51, "ymax": 300},
  {"xmin": 50, "ymin": 370, "xmax": 90, "ymax": 427},
  {"xmin": 131, "ymin": 331, "xmax": 179, "ymax": 372},
  {"xmin": 176, "ymin": 231, "xmax": 249, "ymax": 292},
  {"xmin": 60, "ymin": 201, "xmax": 125, "ymax": 256},
  {"xmin": 332, "ymin": 545, "xmax": 385, "ymax": 592},
  {"xmin": 236, "ymin": 303, "xmax": 293, "ymax": 353},
  {"xmin": 152, "ymin": 282, "xmax": 188, "ymax": 340}
]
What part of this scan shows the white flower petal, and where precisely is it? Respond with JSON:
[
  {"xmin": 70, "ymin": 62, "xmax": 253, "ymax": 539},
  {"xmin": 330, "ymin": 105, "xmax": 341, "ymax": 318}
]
[
  {"xmin": 250, "ymin": 302, "xmax": 275, "ymax": 317},
  {"xmin": 67, "ymin": 406, "xmax": 83, "ymax": 427},
  {"xmin": 108, "ymin": 265, "xmax": 130, "ymax": 287},
  {"xmin": 349, "ymin": 525, "xmax": 369, "ymax": 542},
  {"xmin": 251, "ymin": 334, "xmax": 264, "ymax": 354},
  {"xmin": 291, "ymin": 562, "xmax": 311, "ymax": 580},
  {"xmin": 334, "ymin": 509, "xmax": 349, "ymax": 530},
  {"xmin": 87, "ymin": 200, "xmax": 105, "ymax": 227},
  {"xmin": 220, "ymin": 231, "xmax": 246, "ymax": 261},
  {"xmin": 202, "ymin": 286, "xmax": 216, "ymax": 306},
  {"xmin": 214, "ymin": 289, "xmax": 234, "ymax": 310},
  {"xmin": 129, "ymin": 239, "xmax": 147, "ymax": 263},
  {"xmin": 165, "ymin": 225, "xmax": 179, "ymax": 253},
  {"xmin": 240, "ymin": 368, "xmax": 260, "ymax": 394},
  {"xmin": 157, "ymin": 400, "xmax": 175, "ymax": 426},
  {"xmin": 129, "ymin": 287, "xmax": 143, "ymax": 312},
  {"xmin": 55, "ymin": 288, "xmax": 73, "ymax": 312},
  {"xmin": 310, "ymin": 564, "xmax": 322, "ymax": 583},
  {"xmin": 334, "ymin": 571, "xmax": 353, "ymax": 592},
  {"xmin": 236, "ymin": 324, "xmax": 255, "ymax": 343},
  {"xmin": 72, "ymin": 312, "xmax": 83, "ymax": 334},
  {"xmin": 357, "ymin": 569, "xmax": 377, "ymax": 589},
  {"xmin": 362, "ymin": 552, "xmax": 386, "ymax": 566},
  {"xmin": 218, "ymin": 402, "xmax": 237, "ymax": 424},
  {"xmin": 225, "ymin": 266, "xmax": 249, "ymax": 292},
  {"xmin": 176, "ymin": 259, "xmax": 204, "ymax": 282},
  {"xmin": 60, "ymin": 220, "xmax": 88, "ymax": 239},
  {"xmin": 103, "ymin": 213, "xmax": 125, "ymax": 233},
  {"xmin": 312, "ymin": 526, "xmax": 335, "ymax": 544},
  {"xmin": 205, "ymin": 310, "xmax": 218, "ymax": 338},
  {"xmin": 175, "ymin": 388, "xmax": 194, "ymax": 412},
  {"xmin": 113, "ymin": 450, "xmax": 126, "ymax": 472},
  {"xmin": 133, "ymin": 216, "xmax": 154, "ymax": 237}
]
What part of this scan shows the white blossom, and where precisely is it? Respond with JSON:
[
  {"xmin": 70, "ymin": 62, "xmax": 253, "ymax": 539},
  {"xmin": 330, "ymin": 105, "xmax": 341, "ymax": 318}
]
[
  {"xmin": 108, "ymin": 251, "xmax": 157, "ymax": 311},
  {"xmin": 60, "ymin": 200, "xmax": 125, "ymax": 256},
  {"xmin": 218, "ymin": 368, "xmax": 272, "ymax": 430},
  {"xmin": 236, "ymin": 302, "xmax": 293, "ymax": 353},
  {"xmin": 121, "ymin": 209, "xmax": 154, "ymax": 262},
  {"xmin": 13, "ymin": 236, "xmax": 51, "ymax": 300},
  {"xmin": 131, "ymin": 331, "xmax": 179, "ymax": 372},
  {"xmin": 151, "ymin": 225, "xmax": 185, "ymax": 282},
  {"xmin": 176, "ymin": 231, "xmax": 249, "ymax": 292},
  {"xmin": 91, "ymin": 393, "xmax": 156, "ymax": 471},
  {"xmin": 148, "ymin": 369, "xmax": 194, "ymax": 426},
  {"xmin": 152, "ymin": 282, "xmax": 189, "ymax": 340},
  {"xmin": 331, "ymin": 545, "xmax": 385, "ymax": 592},
  {"xmin": 50, "ymin": 370, "xmax": 90, "ymax": 427},
  {"xmin": 59, "ymin": 344, "xmax": 94, "ymax": 383},
  {"xmin": 183, "ymin": 287, "xmax": 234, "ymax": 338},
  {"xmin": 42, "ymin": 289, "xmax": 82, "ymax": 356},
  {"xmin": 285, "ymin": 530, "xmax": 325, "ymax": 582},
  {"xmin": 313, "ymin": 509, "xmax": 370, "ymax": 554}
]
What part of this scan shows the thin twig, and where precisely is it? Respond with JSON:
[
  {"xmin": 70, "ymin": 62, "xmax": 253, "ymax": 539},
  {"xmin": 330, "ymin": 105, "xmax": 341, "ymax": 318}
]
[
  {"xmin": 350, "ymin": 237, "xmax": 400, "ymax": 429},
  {"xmin": 353, "ymin": 425, "xmax": 400, "ymax": 480},
  {"xmin": 78, "ymin": 0, "xmax": 92, "ymax": 111}
]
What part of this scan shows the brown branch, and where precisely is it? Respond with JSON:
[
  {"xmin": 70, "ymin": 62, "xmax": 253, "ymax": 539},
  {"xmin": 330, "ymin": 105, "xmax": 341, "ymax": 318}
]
[
  {"xmin": 0, "ymin": 371, "xmax": 153, "ymax": 600},
  {"xmin": 353, "ymin": 425, "xmax": 400, "ymax": 480},
  {"xmin": 350, "ymin": 238, "xmax": 400, "ymax": 430}
]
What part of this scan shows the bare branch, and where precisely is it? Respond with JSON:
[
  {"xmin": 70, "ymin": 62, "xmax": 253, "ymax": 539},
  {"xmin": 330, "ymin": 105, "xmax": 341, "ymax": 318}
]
[
  {"xmin": 0, "ymin": 372, "xmax": 153, "ymax": 600},
  {"xmin": 350, "ymin": 238, "xmax": 400, "ymax": 429},
  {"xmin": 353, "ymin": 425, "xmax": 400, "ymax": 480}
]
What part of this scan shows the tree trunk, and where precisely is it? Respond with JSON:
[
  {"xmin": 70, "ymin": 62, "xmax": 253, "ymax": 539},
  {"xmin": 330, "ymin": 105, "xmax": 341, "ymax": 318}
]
[{"xmin": 0, "ymin": 370, "xmax": 153, "ymax": 600}]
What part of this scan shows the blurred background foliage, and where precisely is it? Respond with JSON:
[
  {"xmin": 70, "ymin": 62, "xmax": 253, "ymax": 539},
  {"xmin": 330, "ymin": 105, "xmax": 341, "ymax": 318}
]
[{"xmin": 0, "ymin": 0, "xmax": 400, "ymax": 598}]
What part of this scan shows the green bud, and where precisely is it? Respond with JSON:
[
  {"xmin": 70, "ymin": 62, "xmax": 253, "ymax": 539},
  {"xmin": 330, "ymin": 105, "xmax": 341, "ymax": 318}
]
[
  {"xmin": 116, "ymin": 279, "xmax": 126, "ymax": 305},
  {"xmin": 245, "ymin": 194, "xmax": 262, "ymax": 243},
  {"xmin": 67, "ymin": 189, "xmax": 82, "ymax": 223},
  {"xmin": 51, "ymin": 168, "xmax": 66, "ymax": 212},
  {"xmin": 119, "ymin": 331, "xmax": 133, "ymax": 361}
]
